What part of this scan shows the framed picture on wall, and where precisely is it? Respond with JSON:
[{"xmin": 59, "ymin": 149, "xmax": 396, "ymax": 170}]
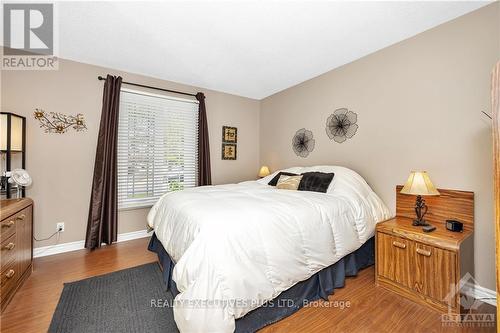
[
  {"xmin": 222, "ymin": 126, "xmax": 237, "ymax": 143},
  {"xmin": 222, "ymin": 143, "xmax": 237, "ymax": 160}
]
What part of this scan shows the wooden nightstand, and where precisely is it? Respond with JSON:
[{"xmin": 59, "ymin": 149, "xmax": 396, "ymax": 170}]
[{"xmin": 375, "ymin": 186, "xmax": 474, "ymax": 315}]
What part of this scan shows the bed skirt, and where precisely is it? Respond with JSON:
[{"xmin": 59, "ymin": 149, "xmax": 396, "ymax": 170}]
[{"xmin": 148, "ymin": 234, "xmax": 374, "ymax": 333}]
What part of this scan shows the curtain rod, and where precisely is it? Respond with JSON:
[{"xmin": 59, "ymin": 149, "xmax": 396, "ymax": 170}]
[{"xmin": 97, "ymin": 76, "xmax": 197, "ymax": 98}]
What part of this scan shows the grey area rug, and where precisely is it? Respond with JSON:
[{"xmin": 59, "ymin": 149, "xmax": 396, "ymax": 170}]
[{"xmin": 49, "ymin": 263, "xmax": 180, "ymax": 333}]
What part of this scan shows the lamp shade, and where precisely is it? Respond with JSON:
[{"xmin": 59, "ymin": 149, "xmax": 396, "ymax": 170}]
[
  {"xmin": 400, "ymin": 171, "xmax": 440, "ymax": 196},
  {"xmin": 0, "ymin": 113, "xmax": 24, "ymax": 151},
  {"xmin": 258, "ymin": 166, "xmax": 271, "ymax": 178},
  {"xmin": 0, "ymin": 113, "xmax": 7, "ymax": 151}
]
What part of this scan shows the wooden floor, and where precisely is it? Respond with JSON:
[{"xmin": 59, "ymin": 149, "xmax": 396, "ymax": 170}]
[{"xmin": 0, "ymin": 237, "xmax": 496, "ymax": 333}]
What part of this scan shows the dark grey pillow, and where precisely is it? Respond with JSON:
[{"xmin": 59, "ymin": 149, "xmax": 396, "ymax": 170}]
[
  {"xmin": 298, "ymin": 172, "xmax": 335, "ymax": 193},
  {"xmin": 268, "ymin": 172, "xmax": 298, "ymax": 186}
]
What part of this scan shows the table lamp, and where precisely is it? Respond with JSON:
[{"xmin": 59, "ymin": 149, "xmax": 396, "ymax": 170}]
[
  {"xmin": 1, "ymin": 112, "xmax": 26, "ymax": 198},
  {"xmin": 400, "ymin": 171, "xmax": 440, "ymax": 226},
  {"xmin": 258, "ymin": 166, "xmax": 270, "ymax": 178}
]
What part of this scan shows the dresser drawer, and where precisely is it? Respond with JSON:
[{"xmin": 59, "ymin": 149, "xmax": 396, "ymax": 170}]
[
  {"xmin": 1, "ymin": 208, "xmax": 29, "ymax": 242},
  {"xmin": 0, "ymin": 234, "xmax": 16, "ymax": 268},
  {"xmin": 1, "ymin": 216, "xmax": 16, "ymax": 243},
  {"xmin": 0, "ymin": 260, "xmax": 19, "ymax": 302}
]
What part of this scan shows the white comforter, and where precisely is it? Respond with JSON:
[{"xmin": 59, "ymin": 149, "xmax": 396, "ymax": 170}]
[{"xmin": 147, "ymin": 166, "xmax": 390, "ymax": 333}]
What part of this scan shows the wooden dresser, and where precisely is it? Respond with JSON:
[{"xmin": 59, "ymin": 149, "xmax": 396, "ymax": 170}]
[
  {"xmin": 0, "ymin": 198, "xmax": 33, "ymax": 312},
  {"xmin": 375, "ymin": 186, "xmax": 474, "ymax": 315}
]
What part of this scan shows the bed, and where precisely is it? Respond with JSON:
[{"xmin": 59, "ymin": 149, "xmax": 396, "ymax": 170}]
[{"xmin": 147, "ymin": 165, "xmax": 391, "ymax": 332}]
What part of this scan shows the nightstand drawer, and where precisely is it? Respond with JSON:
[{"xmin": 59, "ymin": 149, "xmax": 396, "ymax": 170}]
[{"xmin": 377, "ymin": 232, "xmax": 411, "ymax": 289}]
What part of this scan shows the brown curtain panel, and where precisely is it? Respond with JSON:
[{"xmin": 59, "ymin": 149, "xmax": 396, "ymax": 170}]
[
  {"xmin": 85, "ymin": 75, "xmax": 122, "ymax": 249},
  {"xmin": 196, "ymin": 92, "xmax": 212, "ymax": 185}
]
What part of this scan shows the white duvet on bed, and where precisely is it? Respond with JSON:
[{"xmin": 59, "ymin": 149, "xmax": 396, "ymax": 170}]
[{"xmin": 147, "ymin": 166, "xmax": 390, "ymax": 333}]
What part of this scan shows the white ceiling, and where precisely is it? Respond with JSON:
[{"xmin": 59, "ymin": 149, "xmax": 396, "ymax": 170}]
[{"xmin": 57, "ymin": 1, "xmax": 490, "ymax": 99}]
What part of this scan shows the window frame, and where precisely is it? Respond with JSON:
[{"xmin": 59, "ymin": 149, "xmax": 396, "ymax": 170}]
[{"xmin": 117, "ymin": 88, "xmax": 199, "ymax": 210}]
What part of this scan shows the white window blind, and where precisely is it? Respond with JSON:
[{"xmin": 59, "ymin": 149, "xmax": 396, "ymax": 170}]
[{"xmin": 118, "ymin": 89, "xmax": 199, "ymax": 209}]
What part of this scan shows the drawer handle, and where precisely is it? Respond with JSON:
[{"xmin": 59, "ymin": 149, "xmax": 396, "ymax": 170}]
[
  {"xmin": 16, "ymin": 214, "xmax": 26, "ymax": 221},
  {"xmin": 416, "ymin": 248, "xmax": 432, "ymax": 257},
  {"xmin": 5, "ymin": 269, "xmax": 15, "ymax": 279},
  {"xmin": 392, "ymin": 241, "xmax": 406, "ymax": 249},
  {"xmin": 2, "ymin": 242, "xmax": 15, "ymax": 250},
  {"xmin": 1, "ymin": 221, "xmax": 15, "ymax": 228}
]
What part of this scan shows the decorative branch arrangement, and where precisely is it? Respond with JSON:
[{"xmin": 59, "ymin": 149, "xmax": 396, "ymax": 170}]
[{"xmin": 34, "ymin": 108, "xmax": 87, "ymax": 134}]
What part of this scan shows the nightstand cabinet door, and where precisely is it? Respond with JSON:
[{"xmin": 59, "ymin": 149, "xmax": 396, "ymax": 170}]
[
  {"xmin": 412, "ymin": 242, "xmax": 457, "ymax": 307},
  {"xmin": 377, "ymin": 233, "xmax": 411, "ymax": 289}
]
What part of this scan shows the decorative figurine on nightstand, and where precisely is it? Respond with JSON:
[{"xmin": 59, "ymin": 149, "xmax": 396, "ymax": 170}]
[{"xmin": 400, "ymin": 171, "xmax": 440, "ymax": 226}]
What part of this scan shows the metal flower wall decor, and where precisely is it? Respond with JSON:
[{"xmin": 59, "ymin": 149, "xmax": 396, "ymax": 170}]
[
  {"xmin": 325, "ymin": 108, "xmax": 358, "ymax": 143},
  {"xmin": 34, "ymin": 108, "xmax": 87, "ymax": 134},
  {"xmin": 292, "ymin": 128, "xmax": 315, "ymax": 158}
]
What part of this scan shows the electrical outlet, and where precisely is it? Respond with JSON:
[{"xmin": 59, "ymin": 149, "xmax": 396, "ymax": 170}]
[{"xmin": 56, "ymin": 222, "xmax": 65, "ymax": 232}]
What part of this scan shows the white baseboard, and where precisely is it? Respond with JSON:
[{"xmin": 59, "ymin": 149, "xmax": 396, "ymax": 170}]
[
  {"xmin": 463, "ymin": 281, "xmax": 497, "ymax": 307},
  {"xmin": 33, "ymin": 229, "xmax": 152, "ymax": 258}
]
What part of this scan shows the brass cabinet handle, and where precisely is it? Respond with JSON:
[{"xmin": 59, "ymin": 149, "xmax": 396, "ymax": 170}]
[
  {"xmin": 392, "ymin": 241, "xmax": 406, "ymax": 249},
  {"xmin": 2, "ymin": 242, "xmax": 15, "ymax": 250},
  {"xmin": 5, "ymin": 269, "xmax": 15, "ymax": 279},
  {"xmin": 16, "ymin": 214, "xmax": 26, "ymax": 221},
  {"xmin": 1, "ymin": 221, "xmax": 15, "ymax": 228},
  {"xmin": 416, "ymin": 248, "xmax": 432, "ymax": 257}
]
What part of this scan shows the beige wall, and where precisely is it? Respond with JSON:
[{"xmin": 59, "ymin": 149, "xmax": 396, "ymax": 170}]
[
  {"xmin": 1, "ymin": 58, "xmax": 260, "ymax": 248},
  {"xmin": 260, "ymin": 3, "xmax": 500, "ymax": 289},
  {"xmin": 1, "ymin": 3, "xmax": 497, "ymax": 290}
]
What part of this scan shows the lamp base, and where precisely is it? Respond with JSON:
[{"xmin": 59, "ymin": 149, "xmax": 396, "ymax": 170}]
[{"xmin": 412, "ymin": 219, "xmax": 430, "ymax": 227}]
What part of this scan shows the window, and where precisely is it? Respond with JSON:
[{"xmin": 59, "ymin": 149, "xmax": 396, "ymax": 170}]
[{"xmin": 118, "ymin": 89, "xmax": 199, "ymax": 209}]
